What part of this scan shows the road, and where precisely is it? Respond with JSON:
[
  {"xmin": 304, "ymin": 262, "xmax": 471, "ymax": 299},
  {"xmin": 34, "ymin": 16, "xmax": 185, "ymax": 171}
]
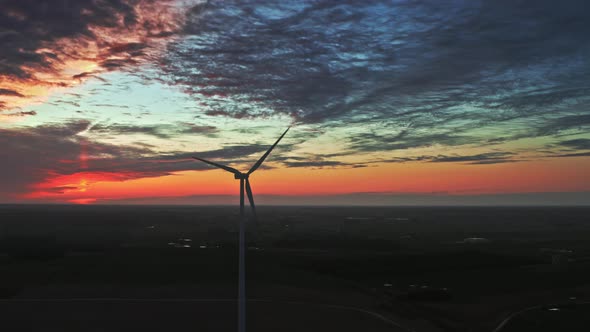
[{"xmin": 492, "ymin": 301, "xmax": 590, "ymax": 332}]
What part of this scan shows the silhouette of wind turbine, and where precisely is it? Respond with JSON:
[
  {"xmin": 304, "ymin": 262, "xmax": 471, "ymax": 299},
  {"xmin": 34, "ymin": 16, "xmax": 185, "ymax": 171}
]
[
  {"xmin": 193, "ymin": 126, "xmax": 290, "ymax": 218},
  {"xmin": 192, "ymin": 126, "xmax": 290, "ymax": 332}
]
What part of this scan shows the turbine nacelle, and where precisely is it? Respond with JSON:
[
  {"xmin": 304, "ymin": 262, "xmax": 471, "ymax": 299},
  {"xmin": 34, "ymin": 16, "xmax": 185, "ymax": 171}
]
[{"xmin": 234, "ymin": 173, "xmax": 249, "ymax": 180}]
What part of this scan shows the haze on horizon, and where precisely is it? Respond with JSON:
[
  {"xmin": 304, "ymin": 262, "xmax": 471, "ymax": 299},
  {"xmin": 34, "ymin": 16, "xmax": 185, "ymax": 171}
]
[{"xmin": 1, "ymin": 0, "xmax": 589, "ymax": 206}]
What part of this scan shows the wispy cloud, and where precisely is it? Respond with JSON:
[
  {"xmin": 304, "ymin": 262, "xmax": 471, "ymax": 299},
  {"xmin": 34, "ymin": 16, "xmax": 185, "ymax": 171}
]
[
  {"xmin": 430, "ymin": 152, "xmax": 516, "ymax": 165},
  {"xmin": 0, "ymin": 0, "xmax": 198, "ymax": 111},
  {"xmin": 1, "ymin": 0, "xmax": 589, "ymax": 202},
  {"xmin": 156, "ymin": 0, "xmax": 590, "ymax": 158},
  {"xmin": 558, "ymin": 139, "xmax": 590, "ymax": 150},
  {"xmin": 0, "ymin": 120, "xmax": 276, "ymax": 197},
  {"xmin": 89, "ymin": 122, "xmax": 219, "ymax": 139},
  {"xmin": 0, "ymin": 88, "xmax": 24, "ymax": 97}
]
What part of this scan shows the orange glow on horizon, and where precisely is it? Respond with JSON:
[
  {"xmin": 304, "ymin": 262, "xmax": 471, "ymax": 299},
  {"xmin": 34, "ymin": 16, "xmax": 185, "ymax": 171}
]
[
  {"xmin": 69, "ymin": 198, "xmax": 98, "ymax": 205},
  {"xmin": 20, "ymin": 156, "xmax": 590, "ymax": 203}
]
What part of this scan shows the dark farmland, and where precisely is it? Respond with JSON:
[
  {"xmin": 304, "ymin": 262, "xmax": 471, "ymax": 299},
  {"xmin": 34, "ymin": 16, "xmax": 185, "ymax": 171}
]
[{"xmin": 0, "ymin": 205, "xmax": 589, "ymax": 331}]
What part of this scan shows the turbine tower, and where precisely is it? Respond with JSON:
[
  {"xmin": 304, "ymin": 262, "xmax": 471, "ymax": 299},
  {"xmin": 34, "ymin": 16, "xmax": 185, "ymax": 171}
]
[{"xmin": 193, "ymin": 126, "xmax": 290, "ymax": 332}]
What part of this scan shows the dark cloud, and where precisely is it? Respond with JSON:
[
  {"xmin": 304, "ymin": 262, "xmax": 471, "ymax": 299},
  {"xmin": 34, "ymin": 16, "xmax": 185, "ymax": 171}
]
[
  {"xmin": 73, "ymin": 143, "xmax": 278, "ymax": 177},
  {"xmin": 551, "ymin": 151, "xmax": 590, "ymax": 158},
  {"xmin": 156, "ymin": 0, "xmax": 590, "ymax": 156},
  {"xmin": 100, "ymin": 58, "xmax": 140, "ymax": 69},
  {"xmin": 0, "ymin": 0, "xmax": 184, "ymax": 103},
  {"xmin": 89, "ymin": 122, "xmax": 219, "ymax": 139},
  {"xmin": 1, "ymin": 0, "xmax": 126, "ymax": 78},
  {"xmin": 3, "ymin": 110, "xmax": 37, "ymax": 117},
  {"xmin": 108, "ymin": 42, "xmax": 148, "ymax": 55},
  {"xmin": 188, "ymin": 145, "xmax": 270, "ymax": 161},
  {"xmin": 0, "ymin": 121, "xmax": 108, "ymax": 195},
  {"xmin": 281, "ymin": 160, "xmax": 348, "ymax": 168},
  {"xmin": 33, "ymin": 119, "xmax": 91, "ymax": 137},
  {"xmin": 0, "ymin": 88, "xmax": 23, "ymax": 97},
  {"xmin": 72, "ymin": 72, "xmax": 108, "ymax": 82},
  {"xmin": 361, "ymin": 152, "xmax": 518, "ymax": 165},
  {"xmin": 535, "ymin": 114, "xmax": 590, "ymax": 136},
  {"xmin": 266, "ymin": 153, "xmax": 359, "ymax": 169},
  {"xmin": 0, "ymin": 121, "xmax": 287, "ymax": 198},
  {"xmin": 558, "ymin": 139, "xmax": 590, "ymax": 150},
  {"xmin": 91, "ymin": 103, "xmax": 129, "ymax": 109},
  {"xmin": 44, "ymin": 186, "xmax": 79, "ymax": 194},
  {"xmin": 178, "ymin": 124, "xmax": 219, "ymax": 136},
  {"xmin": 90, "ymin": 123, "xmax": 171, "ymax": 139},
  {"xmin": 2, "ymin": 0, "xmax": 589, "ymax": 192},
  {"xmin": 430, "ymin": 152, "xmax": 515, "ymax": 165},
  {"xmin": 205, "ymin": 109, "xmax": 259, "ymax": 119},
  {"xmin": 547, "ymin": 136, "xmax": 590, "ymax": 158},
  {"xmin": 348, "ymin": 130, "xmax": 473, "ymax": 152}
]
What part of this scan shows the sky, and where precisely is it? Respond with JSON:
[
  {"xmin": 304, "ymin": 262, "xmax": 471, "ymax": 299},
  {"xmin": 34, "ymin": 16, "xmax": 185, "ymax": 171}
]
[{"xmin": 0, "ymin": 0, "xmax": 589, "ymax": 205}]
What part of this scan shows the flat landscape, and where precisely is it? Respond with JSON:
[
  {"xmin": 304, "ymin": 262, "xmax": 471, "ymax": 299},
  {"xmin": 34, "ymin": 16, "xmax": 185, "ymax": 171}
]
[{"xmin": 0, "ymin": 205, "xmax": 589, "ymax": 331}]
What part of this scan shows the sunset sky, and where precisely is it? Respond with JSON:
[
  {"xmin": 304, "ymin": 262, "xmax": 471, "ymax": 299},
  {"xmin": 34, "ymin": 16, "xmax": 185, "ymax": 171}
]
[{"xmin": 1, "ymin": 0, "xmax": 589, "ymax": 205}]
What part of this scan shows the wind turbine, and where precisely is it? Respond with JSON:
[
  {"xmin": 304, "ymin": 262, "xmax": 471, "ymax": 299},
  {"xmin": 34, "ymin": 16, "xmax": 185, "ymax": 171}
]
[
  {"xmin": 193, "ymin": 126, "xmax": 290, "ymax": 332},
  {"xmin": 193, "ymin": 127, "xmax": 290, "ymax": 218}
]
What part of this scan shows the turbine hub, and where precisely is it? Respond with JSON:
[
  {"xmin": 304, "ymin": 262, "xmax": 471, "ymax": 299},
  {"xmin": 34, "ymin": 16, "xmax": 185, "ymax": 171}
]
[{"xmin": 234, "ymin": 173, "xmax": 248, "ymax": 180}]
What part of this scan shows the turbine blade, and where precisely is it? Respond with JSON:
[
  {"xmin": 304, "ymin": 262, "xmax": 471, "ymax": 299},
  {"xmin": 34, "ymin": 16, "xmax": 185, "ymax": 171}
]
[
  {"xmin": 193, "ymin": 157, "xmax": 240, "ymax": 175},
  {"xmin": 248, "ymin": 127, "xmax": 290, "ymax": 174},
  {"xmin": 245, "ymin": 178, "xmax": 256, "ymax": 216}
]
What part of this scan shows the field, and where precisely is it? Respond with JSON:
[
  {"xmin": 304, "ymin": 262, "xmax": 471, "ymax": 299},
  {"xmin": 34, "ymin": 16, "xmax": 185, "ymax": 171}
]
[{"xmin": 0, "ymin": 205, "xmax": 589, "ymax": 331}]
